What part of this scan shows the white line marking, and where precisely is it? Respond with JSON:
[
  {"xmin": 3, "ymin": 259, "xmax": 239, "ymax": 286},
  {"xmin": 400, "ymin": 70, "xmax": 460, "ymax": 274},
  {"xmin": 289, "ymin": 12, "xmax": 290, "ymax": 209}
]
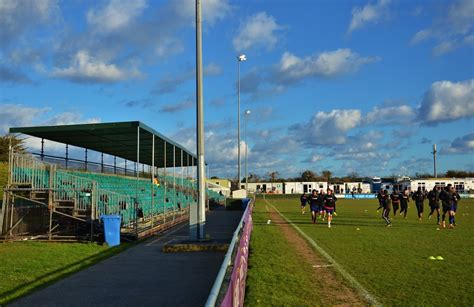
[
  {"xmin": 312, "ymin": 264, "xmax": 334, "ymax": 268},
  {"xmin": 145, "ymin": 223, "xmax": 188, "ymax": 246},
  {"xmin": 264, "ymin": 199, "xmax": 381, "ymax": 306}
]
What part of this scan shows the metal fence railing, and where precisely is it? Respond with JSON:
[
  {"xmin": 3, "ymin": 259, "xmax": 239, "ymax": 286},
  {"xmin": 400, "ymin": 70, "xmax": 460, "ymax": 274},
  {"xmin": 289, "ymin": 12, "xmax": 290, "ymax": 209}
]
[{"xmin": 10, "ymin": 152, "xmax": 52, "ymax": 190}]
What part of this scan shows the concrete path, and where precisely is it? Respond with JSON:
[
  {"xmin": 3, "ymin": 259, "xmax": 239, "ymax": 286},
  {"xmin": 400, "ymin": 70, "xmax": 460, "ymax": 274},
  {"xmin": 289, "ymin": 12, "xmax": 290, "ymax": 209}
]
[{"xmin": 12, "ymin": 208, "xmax": 242, "ymax": 307}]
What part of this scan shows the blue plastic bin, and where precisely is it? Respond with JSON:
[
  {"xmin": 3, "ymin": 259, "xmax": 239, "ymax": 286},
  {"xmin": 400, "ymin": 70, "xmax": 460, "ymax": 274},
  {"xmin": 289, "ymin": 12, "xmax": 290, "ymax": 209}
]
[{"xmin": 101, "ymin": 215, "xmax": 121, "ymax": 247}]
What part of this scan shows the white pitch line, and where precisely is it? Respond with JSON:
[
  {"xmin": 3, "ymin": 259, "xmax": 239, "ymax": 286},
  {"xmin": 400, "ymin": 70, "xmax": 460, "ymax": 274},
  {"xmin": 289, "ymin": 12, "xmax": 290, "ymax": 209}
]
[
  {"xmin": 312, "ymin": 264, "xmax": 334, "ymax": 268},
  {"xmin": 264, "ymin": 199, "xmax": 381, "ymax": 307}
]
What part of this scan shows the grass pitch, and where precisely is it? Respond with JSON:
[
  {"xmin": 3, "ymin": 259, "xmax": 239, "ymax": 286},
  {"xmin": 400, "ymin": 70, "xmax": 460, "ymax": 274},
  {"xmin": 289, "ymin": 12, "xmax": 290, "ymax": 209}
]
[
  {"xmin": 246, "ymin": 195, "xmax": 474, "ymax": 306},
  {"xmin": 0, "ymin": 241, "xmax": 128, "ymax": 305}
]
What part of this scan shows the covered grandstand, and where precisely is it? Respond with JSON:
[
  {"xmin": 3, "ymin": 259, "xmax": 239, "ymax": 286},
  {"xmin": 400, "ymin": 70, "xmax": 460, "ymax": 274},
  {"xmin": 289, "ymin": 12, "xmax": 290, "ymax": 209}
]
[{"xmin": 0, "ymin": 121, "xmax": 225, "ymax": 241}]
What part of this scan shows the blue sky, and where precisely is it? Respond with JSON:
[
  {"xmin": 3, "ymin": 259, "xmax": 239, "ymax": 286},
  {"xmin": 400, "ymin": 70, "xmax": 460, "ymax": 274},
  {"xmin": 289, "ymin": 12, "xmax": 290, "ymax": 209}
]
[{"xmin": 0, "ymin": 0, "xmax": 473, "ymax": 179}]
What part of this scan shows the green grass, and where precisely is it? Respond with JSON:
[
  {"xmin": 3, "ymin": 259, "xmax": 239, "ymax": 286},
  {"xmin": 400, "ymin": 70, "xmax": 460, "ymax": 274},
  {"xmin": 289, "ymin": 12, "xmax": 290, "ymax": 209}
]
[
  {"xmin": 0, "ymin": 241, "xmax": 129, "ymax": 305},
  {"xmin": 245, "ymin": 199, "xmax": 327, "ymax": 306},
  {"xmin": 248, "ymin": 195, "xmax": 474, "ymax": 306}
]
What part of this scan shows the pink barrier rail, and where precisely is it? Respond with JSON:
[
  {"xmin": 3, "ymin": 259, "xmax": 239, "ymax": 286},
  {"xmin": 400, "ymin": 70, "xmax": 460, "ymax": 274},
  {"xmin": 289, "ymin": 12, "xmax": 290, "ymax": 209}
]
[{"xmin": 221, "ymin": 203, "xmax": 253, "ymax": 307}]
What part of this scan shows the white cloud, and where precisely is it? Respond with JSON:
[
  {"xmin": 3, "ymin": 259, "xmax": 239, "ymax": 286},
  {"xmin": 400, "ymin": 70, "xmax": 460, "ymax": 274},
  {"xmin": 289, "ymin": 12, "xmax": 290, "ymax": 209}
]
[
  {"xmin": 87, "ymin": 0, "xmax": 147, "ymax": 33},
  {"xmin": 0, "ymin": 0, "xmax": 59, "ymax": 46},
  {"xmin": 43, "ymin": 112, "xmax": 100, "ymax": 126},
  {"xmin": 432, "ymin": 41, "xmax": 456, "ymax": 56},
  {"xmin": 440, "ymin": 133, "xmax": 474, "ymax": 154},
  {"xmin": 51, "ymin": 50, "xmax": 140, "ymax": 83},
  {"xmin": 277, "ymin": 49, "xmax": 380, "ymax": 82},
  {"xmin": 410, "ymin": 29, "xmax": 432, "ymax": 44},
  {"xmin": 418, "ymin": 79, "xmax": 474, "ymax": 125},
  {"xmin": 172, "ymin": 0, "xmax": 232, "ymax": 25},
  {"xmin": 410, "ymin": 0, "xmax": 474, "ymax": 56},
  {"xmin": 306, "ymin": 154, "xmax": 324, "ymax": 163},
  {"xmin": 291, "ymin": 109, "xmax": 362, "ymax": 145},
  {"xmin": 154, "ymin": 37, "xmax": 185, "ymax": 58},
  {"xmin": 0, "ymin": 103, "xmax": 101, "ymax": 155},
  {"xmin": 0, "ymin": 104, "xmax": 48, "ymax": 134},
  {"xmin": 233, "ymin": 12, "xmax": 282, "ymax": 52},
  {"xmin": 348, "ymin": 0, "xmax": 391, "ymax": 33},
  {"xmin": 365, "ymin": 104, "xmax": 416, "ymax": 125}
]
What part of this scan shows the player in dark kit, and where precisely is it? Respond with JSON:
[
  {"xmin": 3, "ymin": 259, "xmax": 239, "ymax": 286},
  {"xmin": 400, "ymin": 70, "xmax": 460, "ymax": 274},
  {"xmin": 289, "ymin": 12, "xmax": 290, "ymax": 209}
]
[
  {"xmin": 300, "ymin": 192, "xmax": 308, "ymax": 214},
  {"xmin": 390, "ymin": 189, "xmax": 401, "ymax": 216},
  {"xmin": 317, "ymin": 189, "xmax": 326, "ymax": 221},
  {"xmin": 439, "ymin": 185, "xmax": 451, "ymax": 229},
  {"xmin": 427, "ymin": 186, "xmax": 441, "ymax": 224},
  {"xmin": 324, "ymin": 189, "xmax": 337, "ymax": 228},
  {"xmin": 381, "ymin": 190, "xmax": 392, "ymax": 226},
  {"xmin": 448, "ymin": 186, "xmax": 461, "ymax": 228},
  {"xmin": 412, "ymin": 187, "xmax": 425, "ymax": 221},
  {"xmin": 376, "ymin": 189, "xmax": 384, "ymax": 212},
  {"xmin": 309, "ymin": 190, "xmax": 319, "ymax": 223},
  {"xmin": 399, "ymin": 187, "xmax": 409, "ymax": 218}
]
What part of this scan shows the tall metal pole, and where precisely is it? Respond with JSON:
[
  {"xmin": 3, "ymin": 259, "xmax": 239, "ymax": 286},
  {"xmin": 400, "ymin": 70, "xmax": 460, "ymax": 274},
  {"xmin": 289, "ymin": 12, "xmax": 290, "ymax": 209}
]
[
  {"xmin": 433, "ymin": 144, "xmax": 437, "ymax": 178},
  {"xmin": 237, "ymin": 60, "xmax": 241, "ymax": 189},
  {"xmin": 191, "ymin": 0, "xmax": 206, "ymax": 240},
  {"xmin": 244, "ymin": 111, "xmax": 249, "ymax": 192}
]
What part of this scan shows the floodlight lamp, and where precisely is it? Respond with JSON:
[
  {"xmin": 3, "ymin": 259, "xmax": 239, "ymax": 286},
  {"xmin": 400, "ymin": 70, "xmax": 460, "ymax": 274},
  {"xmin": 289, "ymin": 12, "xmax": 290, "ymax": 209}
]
[
  {"xmin": 238, "ymin": 54, "xmax": 247, "ymax": 61},
  {"xmin": 245, "ymin": 110, "xmax": 251, "ymax": 115}
]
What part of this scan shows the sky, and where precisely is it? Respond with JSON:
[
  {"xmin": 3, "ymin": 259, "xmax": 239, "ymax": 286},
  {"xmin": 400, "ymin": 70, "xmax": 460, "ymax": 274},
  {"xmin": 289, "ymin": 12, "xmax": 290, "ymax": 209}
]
[{"xmin": 0, "ymin": 0, "xmax": 473, "ymax": 179}]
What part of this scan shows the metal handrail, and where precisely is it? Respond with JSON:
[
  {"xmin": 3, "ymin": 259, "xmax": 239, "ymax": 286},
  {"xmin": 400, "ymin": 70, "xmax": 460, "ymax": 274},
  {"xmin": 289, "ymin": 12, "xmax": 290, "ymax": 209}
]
[{"xmin": 205, "ymin": 199, "xmax": 253, "ymax": 307}]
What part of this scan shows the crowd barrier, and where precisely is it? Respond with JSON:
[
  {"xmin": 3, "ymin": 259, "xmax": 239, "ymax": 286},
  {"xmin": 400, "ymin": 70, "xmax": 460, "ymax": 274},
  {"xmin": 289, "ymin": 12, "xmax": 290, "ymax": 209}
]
[
  {"xmin": 205, "ymin": 198, "xmax": 254, "ymax": 307},
  {"xmin": 337, "ymin": 194, "xmax": 377, "ymax": 199}
]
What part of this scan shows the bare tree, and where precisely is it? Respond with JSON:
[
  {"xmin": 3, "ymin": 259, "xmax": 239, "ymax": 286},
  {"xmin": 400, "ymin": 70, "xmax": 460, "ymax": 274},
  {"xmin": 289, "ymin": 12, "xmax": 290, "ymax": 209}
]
[
  {"xmin": 322, "ymin": 170, "xmax": 332, "ymax": 183},
  {"xmin": 267, "ymin": 171, "xmax": 279, "ymax": 182},
  {"xmin": 300, "ymin": 170, "xmax": 318, "ymax": 182}
]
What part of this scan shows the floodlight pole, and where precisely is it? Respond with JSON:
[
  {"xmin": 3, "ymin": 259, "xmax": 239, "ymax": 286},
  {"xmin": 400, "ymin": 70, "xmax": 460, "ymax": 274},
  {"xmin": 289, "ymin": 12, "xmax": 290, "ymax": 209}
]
[
  {"xmin": 237, "ymin": 54, "xmax": 246, "ymax": 189},
  {"xmin": 244, "ymin": 110, "xmax": 250, "ymax": 192},
  {"xmin": 432, "ymin": 144, "xmax": 437, "ymax": 178},
  {"xmin": 237, "ymin": 60, "xmax": 241, "ymax": 189},
  {"xmin": 190, "ymin": 0, "xmax": 206, "ymax": 240}
]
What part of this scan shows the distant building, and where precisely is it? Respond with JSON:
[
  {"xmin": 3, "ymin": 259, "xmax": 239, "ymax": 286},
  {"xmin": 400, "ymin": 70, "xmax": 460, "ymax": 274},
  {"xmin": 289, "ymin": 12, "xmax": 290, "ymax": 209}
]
[
  {"xmin": 206, "ymin": 178, "xmax": 231, "ymax": 197},
  {"xmin": 284, "ymin": 182, "xmax": 328, "ymax": 194},
  {"xmin": 342, "ymin": 182, "xmax": 372, "ymax": 194},
  {"xmin": 207, "ymin": 178, "xmax": 231, "ymax": 189},
  {"xmin": 246, "ymin": 182, "xmax": 285, "ymax": 194},
  {"xmin": 408, "ymin": 178, "xmax": 469, "ymax": 193}
]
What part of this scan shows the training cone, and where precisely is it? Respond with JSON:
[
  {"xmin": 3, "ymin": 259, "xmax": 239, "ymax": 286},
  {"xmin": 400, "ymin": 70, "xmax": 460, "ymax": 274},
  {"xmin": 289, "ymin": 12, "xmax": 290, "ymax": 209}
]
[
  {"xmin": 436, "ymin": 256, "xmax": 444, "ymax": 261},
  {"xmin": 428, "ymin": 256, "xmax": 436, "ymax": 260}
]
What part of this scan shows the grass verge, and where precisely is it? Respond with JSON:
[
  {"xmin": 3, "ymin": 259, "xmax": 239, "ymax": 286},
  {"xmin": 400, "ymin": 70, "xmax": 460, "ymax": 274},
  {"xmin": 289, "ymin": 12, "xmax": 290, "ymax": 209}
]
[
  {"xmin": 245, "ymin": 200, "xmax": 329, "ymax": 306},
  {"xmin": 0, "ymin": 241, "xmax": 130, "ymax": 305}
]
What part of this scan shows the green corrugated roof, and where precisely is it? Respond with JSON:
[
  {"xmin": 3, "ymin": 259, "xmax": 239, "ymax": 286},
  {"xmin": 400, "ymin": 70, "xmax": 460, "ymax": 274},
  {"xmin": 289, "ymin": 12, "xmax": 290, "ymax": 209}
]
[{"xmin": 10, "ymin": 121, "xmax": 197, "ymax": 167}]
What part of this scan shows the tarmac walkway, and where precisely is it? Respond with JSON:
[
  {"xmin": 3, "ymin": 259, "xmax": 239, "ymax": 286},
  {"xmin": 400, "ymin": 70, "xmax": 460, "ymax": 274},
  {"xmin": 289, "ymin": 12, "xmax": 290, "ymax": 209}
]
[{"xmin": 12, "ymin": 207, "xmax": 243, "ymax": 307}]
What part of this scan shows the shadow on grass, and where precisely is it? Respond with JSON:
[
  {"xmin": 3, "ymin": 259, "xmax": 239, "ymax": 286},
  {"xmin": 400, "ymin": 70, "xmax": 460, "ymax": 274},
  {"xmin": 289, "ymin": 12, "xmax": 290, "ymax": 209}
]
[{"xmin": 0, "ymin": 242, "xmax": 131, "ymax": 305}]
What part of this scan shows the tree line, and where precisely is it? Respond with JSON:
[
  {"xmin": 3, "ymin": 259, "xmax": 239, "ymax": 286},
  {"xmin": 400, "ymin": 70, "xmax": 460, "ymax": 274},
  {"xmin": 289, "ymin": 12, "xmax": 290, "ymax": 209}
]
[
  {"xmin": 2, "ymin": 135, "xmax": 473, "ymax": 180},
  {"xmin": 233, "ymin": 168, "xmax": 474, "ymax": 184}
]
